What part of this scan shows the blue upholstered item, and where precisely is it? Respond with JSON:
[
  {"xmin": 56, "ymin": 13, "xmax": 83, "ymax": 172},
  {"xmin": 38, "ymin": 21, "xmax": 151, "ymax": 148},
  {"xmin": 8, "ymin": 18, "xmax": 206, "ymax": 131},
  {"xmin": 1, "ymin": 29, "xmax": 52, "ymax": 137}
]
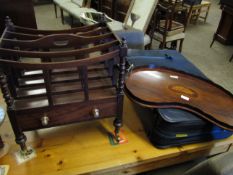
[
  {"xmin": 127, "ymin": 49, "xmax": 206, "ymax": 78},
  {"xmin": 115, "ymin": 31, "xmax": 145, "ymax": 50}
]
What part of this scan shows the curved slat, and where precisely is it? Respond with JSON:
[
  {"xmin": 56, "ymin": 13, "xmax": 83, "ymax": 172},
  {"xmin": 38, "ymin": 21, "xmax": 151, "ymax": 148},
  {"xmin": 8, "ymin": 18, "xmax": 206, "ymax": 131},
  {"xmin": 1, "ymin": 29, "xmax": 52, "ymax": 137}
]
[
  {"xmin": 5, "ymin": 27, "xmax": 109, "ymax": 39},
  {"xmin": 11, "ymin": 23, "xmax": 102, "ymax": 34},
  {"xmin": 2, "ymin": 33, "xmax": 115, "ymax": 49},
  {"xmin": 0, "ymin": 40, "xmax": 119, "ymax": 58},
  {"xmin": 0, "ymin": 50, "xmax": 119, "ymax": 69}
]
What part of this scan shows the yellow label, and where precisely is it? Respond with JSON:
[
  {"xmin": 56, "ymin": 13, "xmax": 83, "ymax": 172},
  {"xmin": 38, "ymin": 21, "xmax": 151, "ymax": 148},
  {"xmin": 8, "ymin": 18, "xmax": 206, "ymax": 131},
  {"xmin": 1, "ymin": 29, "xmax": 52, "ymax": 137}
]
[{"xmin": 176, "ymin": 133, "xmax": 188, "ymax": 138}]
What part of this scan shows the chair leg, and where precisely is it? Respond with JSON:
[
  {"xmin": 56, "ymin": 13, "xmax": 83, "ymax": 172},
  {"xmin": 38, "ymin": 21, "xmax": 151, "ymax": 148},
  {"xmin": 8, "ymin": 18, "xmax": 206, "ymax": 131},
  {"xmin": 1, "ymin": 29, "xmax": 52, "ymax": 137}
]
[
  {"xmin": 159, "ymin": 41, "xmax": 166, "ymax": 50},
  {"xmin": 54, "ymin": 3, "xmax": 57, "ymax": 18},
  {"xmin": 230, "ymin": 54, "xmax": 233, "ymax": 62},
  {"xmin": 179, "ymin": 39, "xmax": 184, "ymax": 53},
  {"xmin": 195, "ymin": 9, "xmax": 201, "ymax": 24},
  {"xmin": 60, "ymin": 8, "xmax": 64, "ymax": 24},
  {"xmin": 204, "ymin": 5, "xmax": 210, "ymax": 23},
  {"xmin": 145, "ymin": 43, "xmax": 151, "ymax": 50},
  {"xmin": 210, "ymin": 34, "xmax": 216, "ymax": 48},
  {"xmin": 171, "ymin": 41, "xmax": 177, "ymax": 50}
]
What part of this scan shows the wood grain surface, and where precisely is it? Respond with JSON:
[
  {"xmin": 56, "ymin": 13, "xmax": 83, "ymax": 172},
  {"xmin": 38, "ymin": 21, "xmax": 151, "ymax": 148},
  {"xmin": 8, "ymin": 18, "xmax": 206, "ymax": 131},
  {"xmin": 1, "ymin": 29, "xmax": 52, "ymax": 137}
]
[
  {"xmin": 125, "ymin": 67, "xmax": 233, "ymax": 131},
  {"xmin": 0, "ymin": 97, "xmax": 233, "ymax": 175}
]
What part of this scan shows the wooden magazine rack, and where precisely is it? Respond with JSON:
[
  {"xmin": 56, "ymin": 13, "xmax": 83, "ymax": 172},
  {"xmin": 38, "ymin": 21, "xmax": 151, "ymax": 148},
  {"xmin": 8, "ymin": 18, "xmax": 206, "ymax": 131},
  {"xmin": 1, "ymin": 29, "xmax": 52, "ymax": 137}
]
[{"xmin": 0, "ymin": 17, "xmax": 127, "ymax": 154}]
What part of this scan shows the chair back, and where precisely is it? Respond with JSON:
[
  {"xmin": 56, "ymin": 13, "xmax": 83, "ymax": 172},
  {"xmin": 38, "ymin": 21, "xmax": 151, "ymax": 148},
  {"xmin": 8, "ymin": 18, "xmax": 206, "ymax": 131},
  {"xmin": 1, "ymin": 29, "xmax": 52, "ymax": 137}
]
[{"xmin": 151, "ymin": 4, "xmax": 174, "ymax": 35}]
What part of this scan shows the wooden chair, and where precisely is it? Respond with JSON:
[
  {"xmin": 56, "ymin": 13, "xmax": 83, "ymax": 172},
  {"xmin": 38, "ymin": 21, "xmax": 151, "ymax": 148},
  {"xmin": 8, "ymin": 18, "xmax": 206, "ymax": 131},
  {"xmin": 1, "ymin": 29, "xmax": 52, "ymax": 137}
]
[
  {"xmin": 149, "ymin": 4, "xmax": 185, "ymax": 52},
  {"xmin": 185, "ymin": 0, "xmax": 211, "ymax": 24},
  {"xmin": 0, "ymin": 20, "xmax": 127, "ymax": 154},
  {"xmin": 157, "ymin": 0, "xmax": 189, "ymax": 28}
]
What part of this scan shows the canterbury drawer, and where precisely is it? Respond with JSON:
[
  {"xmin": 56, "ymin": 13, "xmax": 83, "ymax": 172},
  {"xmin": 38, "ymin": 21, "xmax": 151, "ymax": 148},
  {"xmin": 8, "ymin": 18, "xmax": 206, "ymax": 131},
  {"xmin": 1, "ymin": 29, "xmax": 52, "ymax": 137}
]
[{"xmin": 16, "ymin": 100, "xmax": 117, "ymax": 131}]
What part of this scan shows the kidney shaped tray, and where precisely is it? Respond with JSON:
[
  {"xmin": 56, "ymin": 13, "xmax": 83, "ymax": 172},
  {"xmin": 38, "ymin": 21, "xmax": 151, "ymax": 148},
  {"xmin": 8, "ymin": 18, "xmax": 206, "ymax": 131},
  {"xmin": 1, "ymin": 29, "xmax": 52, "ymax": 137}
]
[{"xmin": 125, "ymin": 67, "xmax": 233, "ymax": 131}]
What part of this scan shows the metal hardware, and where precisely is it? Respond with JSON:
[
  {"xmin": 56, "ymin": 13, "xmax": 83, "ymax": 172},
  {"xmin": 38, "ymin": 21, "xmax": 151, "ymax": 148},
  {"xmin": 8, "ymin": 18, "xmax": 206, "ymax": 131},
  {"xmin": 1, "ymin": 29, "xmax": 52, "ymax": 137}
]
[
  {"xmin": 53, "ymin": 40, "xmax": 69, "ymax": 47},
  {"xmin": 41, "ymin": 115, "xmax": 49, "ymax": 126},
  {"xmin": 126, "ymin": 63, "xmax": 134, "ymax": 73},
  {"xmin": 92, "ymin": 108, "xmax": 100, "ymax": 118}
]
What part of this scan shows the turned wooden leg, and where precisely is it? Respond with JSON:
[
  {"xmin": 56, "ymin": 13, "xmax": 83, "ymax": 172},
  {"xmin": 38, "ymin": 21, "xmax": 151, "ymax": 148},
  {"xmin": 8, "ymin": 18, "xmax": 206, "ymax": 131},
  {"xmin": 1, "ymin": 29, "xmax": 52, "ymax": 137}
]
[
  {"xmin": 15, "ymin": 134, "xmax": 28, "ymax": 152},
  {"xmin": 114, "ymin": 39, "xmax": 127, "ymax": 142},
  {"xmin": 54, "ymin": 3, "xmax": 57, "ymax": 18},
  {"xmin": 7, "ymin": 110, "xmax": 30, "ymax": 153},
  {"xmin": 114, "ymin": 92, "xmax": 124, "ymax": 142},
  {"xmin": 113, "ymin": 118, "xmax": 123, "ymax": 142}
]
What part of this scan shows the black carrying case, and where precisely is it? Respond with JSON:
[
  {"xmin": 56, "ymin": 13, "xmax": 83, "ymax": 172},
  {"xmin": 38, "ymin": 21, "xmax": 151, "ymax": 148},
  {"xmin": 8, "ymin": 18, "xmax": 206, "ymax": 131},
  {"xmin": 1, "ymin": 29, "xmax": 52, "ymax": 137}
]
[{"xmin": 136, "ymin": 107, "xmax": 232, "ymax": 148}]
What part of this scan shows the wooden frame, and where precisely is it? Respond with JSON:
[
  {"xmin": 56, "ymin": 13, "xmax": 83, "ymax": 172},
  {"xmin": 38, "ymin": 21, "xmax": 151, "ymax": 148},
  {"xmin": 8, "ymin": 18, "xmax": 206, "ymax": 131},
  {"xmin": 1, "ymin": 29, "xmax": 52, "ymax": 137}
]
[
  {"xmin": 123, "ymin": 0, "xmax": 158, "ymax": 33},
  {"xmin": 0, "ymin": 18, "xmax": 127, "ymax": 154}
]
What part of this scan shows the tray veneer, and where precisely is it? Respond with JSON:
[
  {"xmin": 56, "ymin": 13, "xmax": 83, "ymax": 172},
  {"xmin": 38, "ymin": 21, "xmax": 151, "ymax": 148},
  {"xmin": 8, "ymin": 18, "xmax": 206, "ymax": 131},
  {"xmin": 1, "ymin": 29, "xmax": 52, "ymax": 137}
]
[{"xmin": 125, "ymin": 67, "xmax": 233, "ymax": 131}]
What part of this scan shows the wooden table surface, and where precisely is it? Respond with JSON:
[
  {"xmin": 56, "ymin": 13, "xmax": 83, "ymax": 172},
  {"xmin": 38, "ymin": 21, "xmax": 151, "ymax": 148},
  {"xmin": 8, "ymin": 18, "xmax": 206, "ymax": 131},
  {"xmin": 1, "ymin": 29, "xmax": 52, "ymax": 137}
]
[{"xmin": 0, "ymin": 97, "xmax": 233, "ymax": 175}]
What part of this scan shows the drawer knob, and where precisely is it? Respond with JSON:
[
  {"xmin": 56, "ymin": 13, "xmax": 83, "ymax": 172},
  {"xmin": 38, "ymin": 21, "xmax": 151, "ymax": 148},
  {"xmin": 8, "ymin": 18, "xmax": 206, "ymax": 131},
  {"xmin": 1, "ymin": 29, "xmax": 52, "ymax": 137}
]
[
  {"xmin": 92, "ymin": 108, "xmax": 100, "ymax": 118},
  {"xmin": 41, "ymin": 115, "xmax": 49, "ymax": 126}
]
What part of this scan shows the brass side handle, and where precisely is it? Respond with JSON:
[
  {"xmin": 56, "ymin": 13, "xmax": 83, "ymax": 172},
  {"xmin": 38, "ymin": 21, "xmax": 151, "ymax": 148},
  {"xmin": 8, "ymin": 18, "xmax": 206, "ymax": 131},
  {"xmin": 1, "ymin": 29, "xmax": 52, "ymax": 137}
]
[
  {"xmin": 41, "ymin": 115, "xmax": 50, "ymax": 126},
  {"xmin": 92, "ymin": 108, "xmax": 100, "ymax": 118}
]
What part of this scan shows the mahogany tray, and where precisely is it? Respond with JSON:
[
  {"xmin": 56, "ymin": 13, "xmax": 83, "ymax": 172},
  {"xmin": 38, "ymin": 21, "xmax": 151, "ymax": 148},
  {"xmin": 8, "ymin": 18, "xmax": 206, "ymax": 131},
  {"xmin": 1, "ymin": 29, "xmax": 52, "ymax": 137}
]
[{"xmin": 125, "ymin": 67, "xmax": 233, "ymax": 131}]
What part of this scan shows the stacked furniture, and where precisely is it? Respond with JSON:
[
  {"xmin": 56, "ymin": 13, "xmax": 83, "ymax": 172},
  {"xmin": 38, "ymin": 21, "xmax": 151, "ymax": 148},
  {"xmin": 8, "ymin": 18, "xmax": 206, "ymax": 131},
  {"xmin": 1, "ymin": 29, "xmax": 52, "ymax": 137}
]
[
  {"xmin": 0, "ymin": 17, "xmax": 127, "ymax": 154},
  {"xmin": 80, "ymin": 0, "xmax": 158, "ymax": 49},
  {"xmin": 93, "ymin": 0, "xmax": 133, "ymax": 22}
]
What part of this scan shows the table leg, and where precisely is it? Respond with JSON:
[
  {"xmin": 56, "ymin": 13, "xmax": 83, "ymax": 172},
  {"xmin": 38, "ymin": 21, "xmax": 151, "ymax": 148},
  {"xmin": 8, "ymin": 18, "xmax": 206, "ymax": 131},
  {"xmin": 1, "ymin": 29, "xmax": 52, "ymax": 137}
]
[
  {"xmin": 54, "ymin": 3, "xmax": 57, "ymax": 18},
  {"xmin": 60, "ymin": 8, "xmax": 64, "ymax": 24}
]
